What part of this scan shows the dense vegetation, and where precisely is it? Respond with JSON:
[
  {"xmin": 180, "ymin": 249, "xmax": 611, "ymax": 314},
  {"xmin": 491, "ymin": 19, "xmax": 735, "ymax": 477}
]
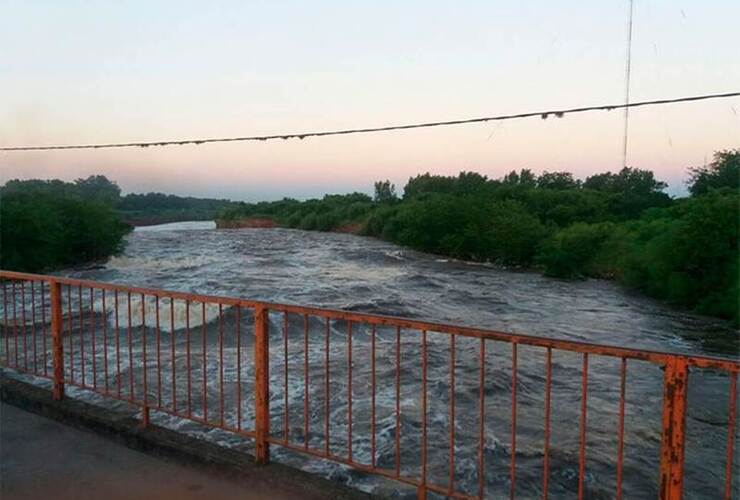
[
  {"xmin": 219, "ymin": 149, "xmax": 739, "ymax": 323},
  {"xmin": 1, "ymin": 175, "xmax": 239, "ymax": 271},
  {"xmin": 2, "ymin": 151, "xmax": 736, "ymax": 322},
  {"xmin": 117, "ymin": 192, "xmax": 237, "ymax": 225},
  {"xmin": 1, "ymin": 176, "xmax": 131, "ymax": 272}
]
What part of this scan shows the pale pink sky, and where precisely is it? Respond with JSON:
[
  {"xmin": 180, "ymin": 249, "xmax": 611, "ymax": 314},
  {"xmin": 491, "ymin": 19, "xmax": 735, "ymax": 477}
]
[{"xmin": 2, "ymin": 1, "xmax": 739, "ymax": 200}]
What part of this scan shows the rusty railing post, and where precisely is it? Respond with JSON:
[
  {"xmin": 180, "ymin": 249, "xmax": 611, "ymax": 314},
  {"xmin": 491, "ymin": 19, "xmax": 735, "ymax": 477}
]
[
  {"xmin": 659, "ymin": 356, "xmax": 688, "ymax": 500},
  {"xmin": 416, "ymin": 485, "xmax": 427, "ymax": 500},
  {"xmin": 50, "ymin": 280, "xmax": 65, "ymax": 400},
  {"xmin": 254, "ymin": 305, "xmax": 270, "ymax": 464}
]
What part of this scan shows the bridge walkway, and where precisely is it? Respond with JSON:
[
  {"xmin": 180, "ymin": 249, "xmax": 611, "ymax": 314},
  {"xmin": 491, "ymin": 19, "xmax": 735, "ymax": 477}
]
[{"xmin": 0, "ymin": 403, "xmax": 311, "ymax": 500}]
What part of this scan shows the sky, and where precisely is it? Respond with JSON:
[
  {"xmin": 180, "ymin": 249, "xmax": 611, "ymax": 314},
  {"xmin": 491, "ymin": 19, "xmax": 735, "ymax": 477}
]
[{"xmin": 1, "ymin": 0, "xmax": 739, "ymax": 200}]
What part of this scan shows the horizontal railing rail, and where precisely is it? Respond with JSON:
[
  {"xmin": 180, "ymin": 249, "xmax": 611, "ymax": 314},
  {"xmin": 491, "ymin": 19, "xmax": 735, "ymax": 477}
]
[{"xmin": 0, "ymin": 270, "xmax": 737, "ymax": 499}]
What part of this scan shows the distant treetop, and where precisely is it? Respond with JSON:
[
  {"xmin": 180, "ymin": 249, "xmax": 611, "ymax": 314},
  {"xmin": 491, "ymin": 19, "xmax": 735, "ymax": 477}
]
[{"xmin": 687, "ymin": 149, "xmax": 739, "ymax": 196}]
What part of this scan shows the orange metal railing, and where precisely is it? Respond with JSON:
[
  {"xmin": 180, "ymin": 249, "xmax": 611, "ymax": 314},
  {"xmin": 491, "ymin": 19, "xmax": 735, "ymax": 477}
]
[{"xmin": 0, "ymin": 270, "xmax": 737, "ymax": 499}]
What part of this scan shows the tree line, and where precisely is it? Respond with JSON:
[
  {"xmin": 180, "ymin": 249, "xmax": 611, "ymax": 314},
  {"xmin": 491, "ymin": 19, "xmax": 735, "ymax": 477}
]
[
  {"xmin": 2, "ymin": 150, "xmax": 736, "ymax": 323},
  {"xmin": 117, "ymin": 192, "xmax": 237, "ymax": 225},
  {"xmin": 0, "ymin": 176, "xmax": 131, "ymax": 272},
  {"xmin": 219, "ymin": 149, "xmax": 739, "ymax": 324},
  {"xmin": 0, "ymin": 176, "xmax": 237, "ymax": 271}
]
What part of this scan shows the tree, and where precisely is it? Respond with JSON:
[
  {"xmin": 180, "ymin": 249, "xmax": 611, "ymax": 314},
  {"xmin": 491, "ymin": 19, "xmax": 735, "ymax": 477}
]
[
  {"xmin": 403, "ymin": 173, "xmax": 455, "ymax": 199},
  {"xmin": 519, "ymin": 169, "xmax": 537, "ymax": 188},
  {"xmin": 687, "ymin": 149, "xmax": 739, "ymax": 196},
  {"xmin": 487, "ymin": 200, "xmax": 547, "ymax": 265},
  {"xmin": 537, "ymin": 222, "xmax": 617, "ymax": 278},
  {"xmin": 0, "ymin": 190, "xmax": 130, "ymax": 272},
  {"xmin": 455, "ymin": 171, "xmax": 490, "ymax": 194},
  {"xmin": 2, "ymin": 178, "xmax": 76, "ymax": 198},
  {"xmin": 502, "ymin": 170, "xmax": 520, "ymax": 185},
  {"xmin": 1, "ymin": 175, "xmax": 121, "ymax": 205},
  {"xmin": 536, "ymin": 171, "xmax": 580, "ymax": 190},
  {"xmin": 618, "ymin": 191, "xmax": 739, "ymax": 323},
  {"xmin": 501, "ymin": 169, "xmax": 536, "ymax": 187},
  {"xmin": 584, "ymin": 167, "xmax": 667, "ymax": 195},
  {"xmin": 73, "ymin": 175, "xmax": 121, "ymax": 204},
  {"xmin": 374, "ymin": 180, "xmax": 397, "ymax": 203},
  {"xmin": 583, "ymin": 167, "xmax": 671, "ymax": 219}
]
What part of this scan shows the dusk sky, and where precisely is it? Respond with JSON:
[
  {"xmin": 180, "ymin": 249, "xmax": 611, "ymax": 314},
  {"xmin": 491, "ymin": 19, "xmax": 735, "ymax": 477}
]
[{"xmin": 2, "ymin": 1, "xmax": 738, "ymax": 200}]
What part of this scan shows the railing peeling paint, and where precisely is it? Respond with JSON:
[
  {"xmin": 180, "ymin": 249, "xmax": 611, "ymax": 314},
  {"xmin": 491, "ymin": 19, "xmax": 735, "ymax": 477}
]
[{"xmin": 0, "ymin": 270, "xmax": 737, "ymax": 499}]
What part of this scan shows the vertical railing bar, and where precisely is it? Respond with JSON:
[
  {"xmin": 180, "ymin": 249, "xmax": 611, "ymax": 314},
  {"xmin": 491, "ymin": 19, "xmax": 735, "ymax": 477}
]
[
  {"xmin": 114, "ymin": 290, "xmax": 120, "ymax": 397},
  {"xmin": 616, "ymin": 357, "xmax": 627, "ymax": 500},
  {"xmin": 127, "ymin": 291, "xmax": 134, "ymax": 400},
  {"xmin": 201, "ymin": 301, "xmax": 207, "ymax": 422},
  {"xmin": 510, "ymin": 342, "xmax": 518, "ymax": 500},
  {"xmin": 156, "ymin": 295, "xmax": 161, "ymax": 408},
  {"xmin": 170, "ymin": 297, "xmax": 177, "ymax": 413},
  {"xmin": 50, "ymin": 280, "xmax": 64, "ymax": 400},
  {"xmin": 102, "ymin": 290, "xmax": 108, "ymax": 394},
  {"xmin": 90, "ymin": 287, "xmax": 96, "ymax": 390},
  {"xmin": 421, "ymin": 329, "xmax": 428, "ymax": 498},
  {"xmin": 142, "ymin": 293, "xmax": 148, "ymax": 412},
  {"xmin": 578, "ymin": 353, "xmax": 588, "ymax": 500},
  {"xmin": 371, "ymin": 323, "xmax": 376, "ymax": 469},
  {"xmin": 304, "ymin": 314, "xmax": 309, "ymax": 449},
  {"xmin": 219, "ymin": 303, "xmax": 224, "ymax": 427},
  {"xmin": 31, "ymin": 281, "xmax": 37, "ymax": 373},
  {"xmin": 78, "ymin": 285, "xmax": 83, "ymax": 385},
  {"xmin": 449, "ymin": 333, "xmax": 456, "ymax": 495},
  {"xmin": 284, "ymin": 311, "xmax": 289, "ymax": 441},
  {"xmin": 659, "ymin": 357, "xmax": 689, "ymax": 500},
  {"xmin": 348, "ymin": 320, "xmax": 353, "ymax": 461},
  {"xmin": 724, "ymin": 372, "xmax": 737, "ymax": 500},
  {"xmin": 186, "ymin": 299, "xmax": 192, "ymax": 418},
  {"xmin": 395, "ymin": 325, "xmax": 401, "ymax": 478},
  {"xmin": 2, "ymin": 281, "xmax": 8, "ymax": 367},
  {"xmin": 325, "ymin": 317, "xmax": 330, "ymax": 456},
  {"xmin": 235, "ymin": 305, "xmax": 242, "ymax": 431},
  {"xmin": 478, "ymin": 338, "xmax": 486, "ymax": 500},
  {"xmin": 67, "ymin": 285, "xmax": 72, "ymax": 383},
  {"xmin": 254, "ymin": 305, "xmax": 270, "ymax": 464},
  {"xmin": 126, "ymin": 291, "xmax": 133, "ymax": 399},
  {"xmin": 154, "ymin": 295, "xmax": 162, "ymax": 408},
  {"xmin": 41, "ymin": 281, "xmax": 48, "ymax": 376},
  {"xmin": 543, "ymin": 347, "xmax": 552, "ymax": 500},
  {"xmin": 12, "ymin": 281, "xmax": 18, "ymax": 368},
  {"xmin": 21, "ymin": 281, "xmax": 27, "ymax": 370}
]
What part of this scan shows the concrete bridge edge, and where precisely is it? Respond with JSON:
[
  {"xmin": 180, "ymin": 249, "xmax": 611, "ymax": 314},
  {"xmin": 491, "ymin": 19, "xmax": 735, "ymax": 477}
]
[{"xmin": 0, "ymin": 372, "xmax": 381, "ymax": 500}]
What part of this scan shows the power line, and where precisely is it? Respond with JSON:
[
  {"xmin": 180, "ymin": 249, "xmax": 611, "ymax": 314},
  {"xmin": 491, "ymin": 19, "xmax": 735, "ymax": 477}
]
[
  {"xmin": 2, "ymin": 91, "xmax": 738, "ymax": 152},
  {"xmin": 622, "ymin": 0, "xmax": 635, "ymax": 168}
]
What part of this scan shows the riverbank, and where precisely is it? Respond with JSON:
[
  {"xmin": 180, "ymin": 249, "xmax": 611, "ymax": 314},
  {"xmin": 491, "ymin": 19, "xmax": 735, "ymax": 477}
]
[
  {"xmin": 122, "ymin": 215, "xmax": 214, "ymax": 227},
  {"xmin": 214, "ymin": 158, "xmax": 739, "ymax": 326},
  {"xmin": 217, "ymin": 203, "xmax": 739, "ymax": 329},
  {"xmin": 215, "ymin": 217, "xmax": 278, "ymax": 229}
]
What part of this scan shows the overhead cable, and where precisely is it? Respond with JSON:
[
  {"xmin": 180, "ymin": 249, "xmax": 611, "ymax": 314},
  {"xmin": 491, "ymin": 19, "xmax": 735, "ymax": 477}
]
[{"xmin": 2, "ymin": 91, "xmax": 738, "ymax": 152}]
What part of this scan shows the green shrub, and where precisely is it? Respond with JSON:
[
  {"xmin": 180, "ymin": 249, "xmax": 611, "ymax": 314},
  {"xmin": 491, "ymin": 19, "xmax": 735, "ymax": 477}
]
[
  {"xmin": 537, "ymin": 222, "xmax": 617, "ymax": 278},
  {"xmin": 487, "ymin": 201, "xmax": 548, "ymax": 265},
  {"xmin": 1, "ymin": 191, "xmax": 130, "ymax": 272},
  {"xmin": 618, "ymin": 191, "xmax": 739, "ymax": 322}
]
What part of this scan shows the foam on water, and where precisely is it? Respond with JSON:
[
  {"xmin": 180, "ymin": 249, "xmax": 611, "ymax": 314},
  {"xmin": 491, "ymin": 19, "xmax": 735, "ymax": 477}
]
[{"xmin": 90, "ymin": 294, "xmax": 229, "ymax": 333}]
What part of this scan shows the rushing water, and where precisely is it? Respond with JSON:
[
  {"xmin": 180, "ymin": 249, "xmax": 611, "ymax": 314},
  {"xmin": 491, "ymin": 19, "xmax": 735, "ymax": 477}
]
[{"xmin": 23, "ymin": 222, "xmax": 740, "ymax": 498}]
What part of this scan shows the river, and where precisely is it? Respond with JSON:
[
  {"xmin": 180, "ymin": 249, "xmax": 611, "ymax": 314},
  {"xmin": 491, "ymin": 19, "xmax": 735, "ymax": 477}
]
[{"xmin": 55, "ymin": 221, "xmax": 738, "ymax": 498}]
